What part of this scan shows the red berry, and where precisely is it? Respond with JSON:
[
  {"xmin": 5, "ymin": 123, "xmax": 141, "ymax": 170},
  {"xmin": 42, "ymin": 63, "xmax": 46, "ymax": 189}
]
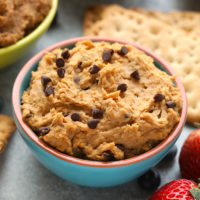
[
  {"xmin": 179, "ymin": 129, "xmax": 200, "ymax": 182},
  {"xmin": 150, "ymin": 179, "xmax": 197, "ymax": 200}
]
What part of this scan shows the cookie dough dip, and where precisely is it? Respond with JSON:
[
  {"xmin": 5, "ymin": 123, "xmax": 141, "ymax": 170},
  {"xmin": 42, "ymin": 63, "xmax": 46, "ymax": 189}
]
[
  {"xmin": 0, "ymin": 0, "xmax": 51, "ymax": 47},
  {"xmin": 21, "ymin": 40, "xmax": 182, "ymax": 161}
]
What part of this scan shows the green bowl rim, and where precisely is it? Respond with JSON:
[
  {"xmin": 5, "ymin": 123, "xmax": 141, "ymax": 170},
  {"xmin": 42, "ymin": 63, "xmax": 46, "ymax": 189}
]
[{"xmin": 0, "ymin": 0, "xmax": 58, "ymax": 54}]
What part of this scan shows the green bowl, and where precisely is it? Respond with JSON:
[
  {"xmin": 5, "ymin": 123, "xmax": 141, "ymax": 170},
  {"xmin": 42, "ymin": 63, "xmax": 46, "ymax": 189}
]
[{"xmin": 0, "ymin": 0, "xmax": 58, "ymax": 69}]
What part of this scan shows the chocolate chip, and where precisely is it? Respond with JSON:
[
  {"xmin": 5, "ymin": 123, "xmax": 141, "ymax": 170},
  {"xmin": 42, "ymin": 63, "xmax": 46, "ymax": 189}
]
[
  {"xmin": 61, "ymin": 50, "xmax": 70, "ymax": 59},
  {"xmin": 103, "ymin": 150, "xmax": 112, "ymax": 157},
  {"xmin": 57, "ymin": 67, "xmax": 65, "ymax": 78},
  {"xmin": 154, "ymin": 93, "xmax": 164, "ymax": 102},
  {"xmin": 157, "ymin": 110, "xmax": 162, "ymax": 119},
  {"xmin": 110, "ymin": 49, "xmax": 114, "ymax": 55},
  {"xmin": 166, "ymin": 101, "xmax": 176, "ymax": 108},
  {"xmin": 92, "ymin": 78, "xmax": 99, "ymax": 84},
  {"xmin": 103, "ymin": 150, "xmax": 115, "ymax": 161},
  {"xmin": 63, "ymin": 112, "xmax": 69, "ymax": 117},
  {"xmin": 131, "ymin": 70, "xmax": 140, "ymax": 80},
  {"xmin": 73, "ymin": 77, "xmax": 81, "ymax": 83},
  {"xmin": 123, "ymin": 114, "xmax": 129, "ymax": 119},
  {"xmin": 116, "ymin": 144, "xmax": 125, "ymax": 151},
  {"xmin": 78, "ymin": 62, "xmax": 82, "ymax": 69},
  {"xmin": 83, "ymin": 87, "xmax": 90, "ymax": 90},
  {"xmin": 117, "ymin": 83, "xmax": 127, "ymax": 92},
  {"xmin": 77, "ymin": 147, "xmax": 86, "ymax": 158},
  {"xmin": 89, "ymin": 65, "xmax": 100, "ymax": 74},
  {"xmin": 87, "ymin": 119, "xmax": 100, "ymax": 129},
  {"xmin": 117, "ymin": 46, "xmax": 128, "ymax": 56},
  {"xmin": 41, "ymin": 75, "xmax": 51, "ymax": 87},
  {"xmin": 39, "ymin": 127, "xmax": 50, "ymax": 136},
  {"xmin": 92, "ymin": 108, "xmax": 103, "ymax": 119},
  {"xmin": 102, "ymin": 49, "xmax": 114, "ymax": 62},
  {"xmin": 71, "ymin": 112, "xmax": 81, "ymax": 121},
  {"xmin": 56, "ymin": 58, "xmax": 65, "ymax": 68},
  {"xmin": 44, "ymin": 86, "xmax": 54, "ymax": 97},
  {"xmin": 25, "ymin": 113, "xmax": 33, "ymax": 118}
]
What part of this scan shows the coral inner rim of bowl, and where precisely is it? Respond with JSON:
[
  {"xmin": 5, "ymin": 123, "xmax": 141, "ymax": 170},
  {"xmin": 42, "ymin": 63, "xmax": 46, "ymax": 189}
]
[{"xmin": 12, "ymin": 36, "xmax": 187, "ymax": 168}]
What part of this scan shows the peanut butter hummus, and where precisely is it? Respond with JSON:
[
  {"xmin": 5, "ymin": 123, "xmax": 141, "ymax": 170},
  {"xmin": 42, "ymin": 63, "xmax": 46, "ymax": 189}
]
[
  {"xmin": 21, "ymin": 40, "xmax": 182, "ymax": 161},
  {"xmin": 0, "ymin": 0, "xmax": 51, "ymax": 47}
]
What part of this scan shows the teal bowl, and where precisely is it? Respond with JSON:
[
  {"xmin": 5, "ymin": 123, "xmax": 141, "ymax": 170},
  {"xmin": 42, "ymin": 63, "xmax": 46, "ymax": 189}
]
[
  {"xmin": 12, "ymin": 36, "xmax": 187, "ymax": 187},
  {"xmin": 0, "ymin": 0, "xmax": 58, "ymax": 69}
]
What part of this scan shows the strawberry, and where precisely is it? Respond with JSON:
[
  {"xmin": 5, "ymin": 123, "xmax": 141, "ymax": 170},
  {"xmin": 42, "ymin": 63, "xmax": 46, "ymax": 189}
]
[
  {"xmin": 179, "ymin": 129, "xmax": 200, "ymax": 182},
  {"xmin": 150, "ymin": 179, "xmax": 199, "ymax": 200}
]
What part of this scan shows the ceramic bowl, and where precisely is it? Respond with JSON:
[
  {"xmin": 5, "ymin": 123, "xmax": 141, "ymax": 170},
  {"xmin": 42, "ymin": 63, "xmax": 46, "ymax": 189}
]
[
  {"xmin": 0, "ymin": 0, "xmax": 58, "ymax": 69},
  {"xmin": 12, "ymin": 36, "xmax": 187, "ymax": 187}
]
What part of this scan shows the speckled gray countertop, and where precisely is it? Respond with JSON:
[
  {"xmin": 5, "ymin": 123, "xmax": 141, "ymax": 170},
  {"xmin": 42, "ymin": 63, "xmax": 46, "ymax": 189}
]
[{"xmin": 0, "ymin": 0, "xmax": 199, "ymax": 199}]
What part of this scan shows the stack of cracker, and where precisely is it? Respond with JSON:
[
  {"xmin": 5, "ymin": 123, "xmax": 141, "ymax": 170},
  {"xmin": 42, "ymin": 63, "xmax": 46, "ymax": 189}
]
[{"xmin": 83, "ymin": 4, "xmax": 200, "ymax": 124}]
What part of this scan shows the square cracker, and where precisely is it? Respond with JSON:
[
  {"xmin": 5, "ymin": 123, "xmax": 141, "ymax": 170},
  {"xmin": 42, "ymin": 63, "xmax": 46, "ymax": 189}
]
[
  {"xmin": 84, "ymin": 4, "xmax": 200, "ymax": 123},
  {"xmin": 133, "ymin": 8, "xmax": 200, "ymax": 36},
  {"xmin": 84, "ymin": 5, "xmax": 200, "ymax": 36},
  {"xmin": 0, "ymin": 114, "xmax": 16, "ymax": 153}
]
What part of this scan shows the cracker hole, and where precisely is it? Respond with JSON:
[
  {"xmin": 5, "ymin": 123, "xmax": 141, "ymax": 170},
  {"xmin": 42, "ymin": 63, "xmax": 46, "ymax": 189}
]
[
  {"xmin": 115, "ymin": 24, "xmax": 121, "ymax": 32},
  {"xmin": 188, "ymin": 51, "xmax": 194, "ymax": 57},
  {"xmin": 167, "ymin": 56, "xmax": 174, "ymax": 63},
  {"xmin": 172, "ymin": 41, "xmax": 177, "ymax": 48},
  {"xmin": 184, "ymin": 67, "xmax": 192, "ymax": 74},
  {"xmin": 173, "ymin": 18, "xmax": 179, "ymax": 23},
  {"xmin": 191, "ymin": 104, "xmax": 196, "ymax": 109},
  {"xmin": 98, "ymin": 26, "xmax": 102, "ymax": 31},
  {"xmin": 185, "ymin": 87, "xmax": 191, "ymax": 93},
  {"xmin": 176, "ymin": 59, "xmax": 183, "ymax": 64},
  {"xmin": 128, "ymin": 14, "xmax": 133, "ymax": 20},
  {"xmin": 93, "ymin": 31, "xmax": 98, "ymax": 36},
  {"xmin": 190, "ymin": 44, "xmax": 195, "ymax": 49},
  {"xmin": 188, "ymin": 15, "xmax": 194, "ymax": 20},
  {"xmin": 185, "ymin": 27, "xmax": 193, "ymax": 32},
  {"xmin": 131, "ymin": 27, "xmax": 137, "ymax": 32},
  {"xmin": 119, "ymin": 10, "xmax": 124, "ymax": 15},
  {"xmin": 136, "ymin": 18, "xmax": 142, "ymax": 25},
  {"xmin": 143, "ymin": 85, "xmax": 147, "ymax": 89},
  {"xmin": 149, "ymin": 26, "xmax": 160, "ymax": 35}
]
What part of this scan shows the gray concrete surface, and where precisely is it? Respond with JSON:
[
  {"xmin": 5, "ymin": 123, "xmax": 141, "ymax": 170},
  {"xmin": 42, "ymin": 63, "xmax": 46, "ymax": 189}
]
[{"xmin": 0, "ymin": 0, "xmax": 199, "ymax": 199}]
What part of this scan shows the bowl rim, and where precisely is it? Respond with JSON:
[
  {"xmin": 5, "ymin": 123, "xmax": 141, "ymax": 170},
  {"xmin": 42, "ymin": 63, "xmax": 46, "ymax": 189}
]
[
  {"xmin": 12, "ymin": 36, "xmax": 187, "ymax": 168},
  {"xmin": 0, "ymin": 0, "xmax": 58, "ymax": 54}
]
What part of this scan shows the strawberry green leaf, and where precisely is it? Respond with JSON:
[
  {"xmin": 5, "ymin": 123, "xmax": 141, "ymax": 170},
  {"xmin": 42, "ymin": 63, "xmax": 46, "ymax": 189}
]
[{"xmin": 190, "ymin": 187, "xmax": 200, "ymax": 200}]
